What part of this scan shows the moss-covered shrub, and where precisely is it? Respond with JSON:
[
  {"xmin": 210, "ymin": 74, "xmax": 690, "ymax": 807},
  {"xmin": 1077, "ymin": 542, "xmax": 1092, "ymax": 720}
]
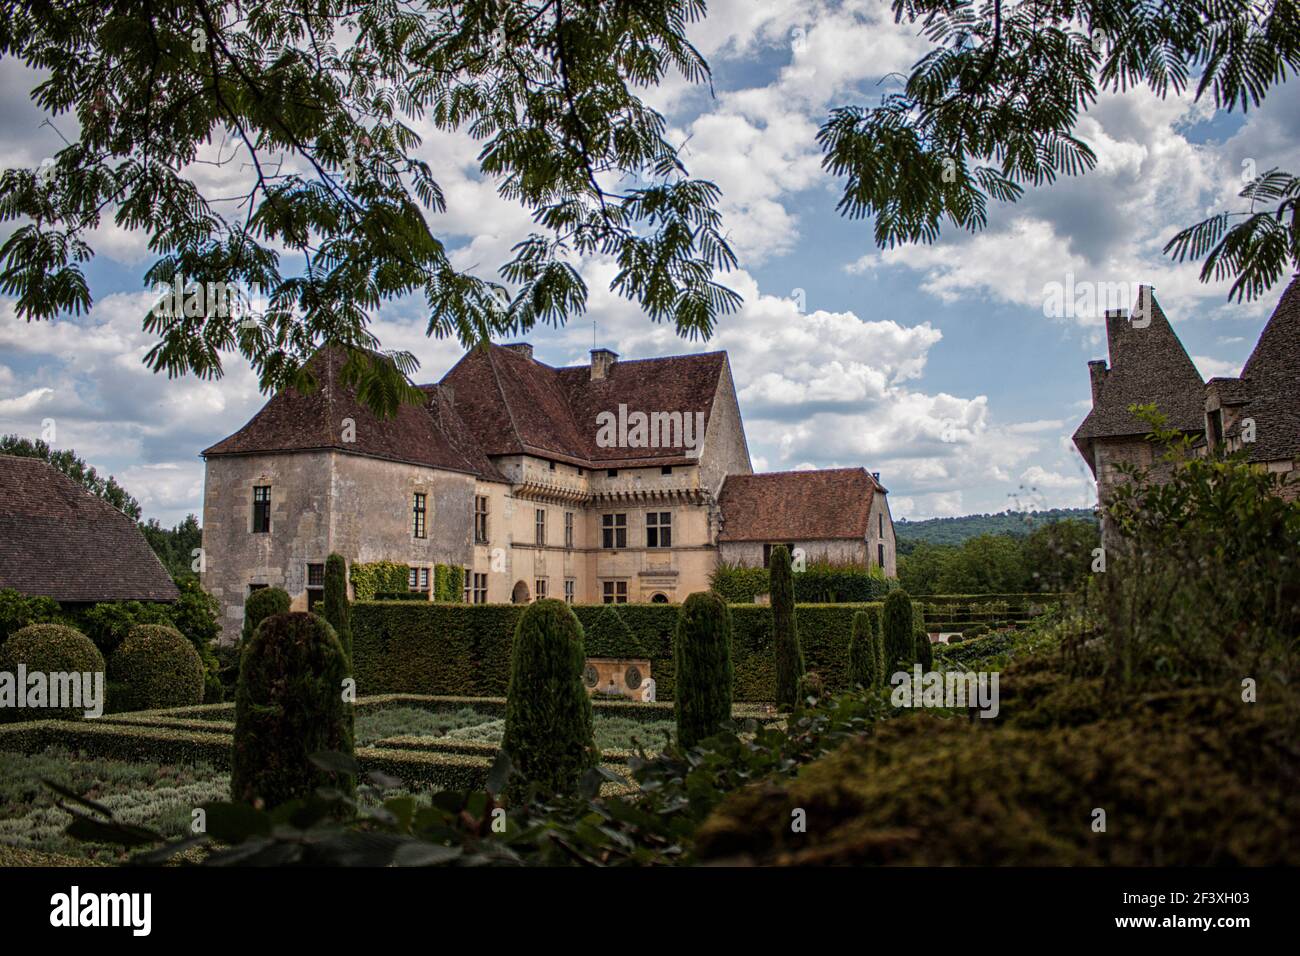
[
  {"xmin": 882, "ymin": 589, "xmax": 915, "ymax": 674},
  {"xmin": 501, "ymin": 599, "xmax": 597, "ymax": 799},
  {"xmin": 232, "ymin": 612, "xmax": 354, "ymax": 810},
  {"xmin": 109, "ymin": 624, "xmax": 205, "ymax": 711},
  {"xmin": 241, "ymin": 587, "xmax": 290, "ymax": 644},
  {"xmin": 847, "ymin": 611, "xmax": 880, "ymax": 690},
  {"xmin": 349, "ymin": 561, "xmax": 409, "ymax": 601},
  {"xmin": 674, "ymin": 592, "xmax": 734, "ymax": 748},
  {"xmin": 0, "ymin": 624, "xmax": 105, "ymax": 722},
  {"xmin": 770, "ymin": 546, "xmax": 805, "ymax": 710},
  {"xmin": 322, "ymin": 554, "xmax": 352, "ymax": 662}
]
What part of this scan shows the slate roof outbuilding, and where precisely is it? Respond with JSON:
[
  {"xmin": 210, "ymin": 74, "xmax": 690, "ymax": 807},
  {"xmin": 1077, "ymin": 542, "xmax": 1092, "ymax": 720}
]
[{"xmin": 717, "ymin": 468, "xmax": 882, "ymax": 542}]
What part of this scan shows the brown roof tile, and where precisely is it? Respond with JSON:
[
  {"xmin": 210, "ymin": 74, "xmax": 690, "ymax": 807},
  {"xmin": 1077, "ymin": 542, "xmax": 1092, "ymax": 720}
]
[
  {"xmin": 0, "ymin": 455, "xmax": 179, "ymax": 603},
  {"xmin": 1073, "ymin": 290, "xmax": 1206, "ymax": 467},
  {"xmin": 717, "ymin": 468, "xmax": 881, "ymax": 542},
  {"xmin": 1234, "ymin": 273, "xmax": 1300, "ymax": 463},
  {"xmin": 203, "ymin": 347, "xmax": 497, "ymax": 478}
]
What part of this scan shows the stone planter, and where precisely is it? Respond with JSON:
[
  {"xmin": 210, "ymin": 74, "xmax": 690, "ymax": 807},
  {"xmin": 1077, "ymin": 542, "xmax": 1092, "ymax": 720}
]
[{"xmin": 583, "ymin": 658, "xmax": 653, "ymax": 701}]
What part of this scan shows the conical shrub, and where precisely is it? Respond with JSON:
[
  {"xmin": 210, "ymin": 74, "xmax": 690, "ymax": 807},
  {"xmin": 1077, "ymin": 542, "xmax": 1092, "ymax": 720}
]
[
  {"xmin": 501, "ymin": 599, "xmax": 597, "ymax": 800},
  {"xmin": 769, "ymin": 545, "xmax": 805, "ymax": 710},
  {"xmin": 915, "ymin": 623, "xmax": 934, "ymax": 669},
  {"xmin": 322, "ymin": 554, "xmax": 351, "ymax": 663},
  {"xmin": 848, "ymin": 610, "xmax": 880, "ymax": 690},
  {"xmin": 241, "ymin": 587, "xmax": 290, "ymax": 644},
  {"xmin": 674, "ymin": 591, "xmax": 734, "ymax": 748},
  {"xmin": 232, "ymin": 612, "xmax": 353, "ymax": 810},
  {"xmin": 883, "ymin": 589, "xmax": 916, "ymax": 675}
]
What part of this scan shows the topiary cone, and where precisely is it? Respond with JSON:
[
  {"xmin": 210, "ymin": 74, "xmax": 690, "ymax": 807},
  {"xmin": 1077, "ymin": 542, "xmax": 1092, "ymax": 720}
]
[
  {"xmin": 883, "ymin": 589, "xmax": 916, "ymax": 676},
  {"xmin": 769, "ymin": 545, "xmax": 805, "ymax": 710},
  {"xmin": 674, "ymin": 591, "xmax": 734, "ymax": 748},
  {"xmin": 501, "ymin": 599, "xmax": 597, "ymax": 801},
  {"xmin": 848, "ymin": 610, "xmax": 880, "ymax": 691},
  {"xmin": 232, "ymin": 612, "xmax": 353, "ymax": 810}
]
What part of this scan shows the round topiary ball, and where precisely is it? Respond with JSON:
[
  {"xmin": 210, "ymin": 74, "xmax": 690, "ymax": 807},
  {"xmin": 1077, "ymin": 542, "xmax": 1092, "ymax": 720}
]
[
  {"xmin": 0, "ymin": 624, "xmax": 105, "ymax": 722},
  {"xmin": 241, "ymin": 587, "xmax": 291, "ymax": 644},
  {"xmin": 109, "ymin": 624, "xmax": 205, "ymax": 711},
  {"xmin": 232, "ymin": 612, "xmax": 354, "ymax": 810}
]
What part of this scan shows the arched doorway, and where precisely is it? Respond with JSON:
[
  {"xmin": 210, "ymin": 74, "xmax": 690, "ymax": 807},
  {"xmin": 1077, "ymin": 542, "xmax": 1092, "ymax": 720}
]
[
  {"xmin": 511, "ymin": 580, "xmax": 531, "ymax": 604},
  {"xmin": 650, "ymin": 592, "xmax": 669, "ymax": 603}
]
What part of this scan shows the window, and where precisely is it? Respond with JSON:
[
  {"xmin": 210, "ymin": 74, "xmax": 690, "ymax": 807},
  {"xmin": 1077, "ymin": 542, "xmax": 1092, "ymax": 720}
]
[
  {"xmin": 879, "ymin": 512, "xmax": 883, "ymax": 536},
  {"xmin": 412, "ymin": 492, "xmax": 427, "ymax": 539},
  {"xmin": 306, "ymin": 563, "xmax": 325, "ymax": 611},
  {"xmin": 878, "ymin": 543, "xmax": 885, "ymax": 568},
  {"xmin": 606, "ymin": 469, "xmax": 618, "ymax": 478},
  {"xmin": 464, "ymin": 569, "xmax": 472, "ymax": 604},
  {"xmin": 248, "ymin": 583, "xmax": 268, "ymax": 594},
  {"xmin": 1209, "ymin": 408, "xmax": 1224, "ymax": 448},
  {"xmin": 650, "ymin": 592, "xmax": 669, "ymax": 603},
  {"xmin": 471, "ymin": 573, "xmax": 488, "ymax": 605},
  {"xmin": 602, "ymin": 580, "xmax": 628, "ymax": 604},
  {"xmin": 535, "ymin": 578, "xmax": 548, "ymax": 600},
  {"xmin": 602, "ymin": 513, "xmax": 627, "ymax": 549},
  {"xmin": 646, "ymin": 511, "xmax": 672, "ymax": 548},
  {"xmin": 252, "ymin": 486, "xmax": 271, "ymax": 533},
  {"xmin": 762, "ymin": 542, "xmax": 796, "ymax": 569},
  {"xmin": 474, "ymin": 496, "xmax": 489, "ymax": 544},
  {"xmin": 548, "ymin": 461, "xmax": 556, "ymax": 471},
  {"xmin": 534, "ymin": 508, "xmax": 546, "ymax": 546},
  {"xmin": 661, "ymin": 466, "xmax": 673, "ymax": 475},
  {"xmin": 564, "ymin": 511, "xmax": 574, "ymax": 548},
  {"xmin": 408, "ymin": 567, "xmax": 429, "ymax": 592},
  {"xmin": 564, "ymin": 579, "xmax": 575, "ymax": 603}
]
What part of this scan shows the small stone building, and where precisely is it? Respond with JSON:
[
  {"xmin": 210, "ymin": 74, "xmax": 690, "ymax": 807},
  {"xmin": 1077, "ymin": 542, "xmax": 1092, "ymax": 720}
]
[
  {"xmin": 716, "ymin": 468, "xmax": 896, "ymax": 576},
  {"xmin": 0, "ymin": 455, "xmax": 178, "ymax": 605},
  {"xmin": 200, "ymin": 343, "xmax": 897, "ymax": 641}
]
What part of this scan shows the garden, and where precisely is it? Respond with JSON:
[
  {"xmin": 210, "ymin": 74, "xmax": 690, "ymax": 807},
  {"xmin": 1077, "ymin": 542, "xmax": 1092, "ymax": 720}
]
[{"xmin": 1, "ymin": 432, "xmax": 1297, "ymax": 867}]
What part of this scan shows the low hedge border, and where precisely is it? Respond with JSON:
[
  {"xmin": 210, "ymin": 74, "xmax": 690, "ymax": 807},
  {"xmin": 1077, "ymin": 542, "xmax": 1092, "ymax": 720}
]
[{"xmin": 374, "ymin": 734, "xmax": 642, "ymax": 767}]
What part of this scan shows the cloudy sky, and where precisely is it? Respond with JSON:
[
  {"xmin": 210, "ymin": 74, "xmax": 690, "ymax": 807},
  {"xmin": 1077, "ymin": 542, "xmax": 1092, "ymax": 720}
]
[{"xmin": 2, "ymin": 0, "xmax": 1297, "ymax": 526}]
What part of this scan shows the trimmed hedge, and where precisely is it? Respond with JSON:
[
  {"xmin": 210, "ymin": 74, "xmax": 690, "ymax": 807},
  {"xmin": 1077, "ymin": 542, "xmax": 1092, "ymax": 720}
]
[
  {"xmin": 352, "ymin": 602, "xmax": 885, "ymax": 702},
  {"xmin": 109, "ymin": 624, "xmax": 205, "ymax": 711},
  {"xmin": 770, "ymin": 546, "xmax": 805, "ymax": 710},
  {"xmin": 674, "ymin": 592, "xmax": 734, "ymax": 748},
  {"xmin": 0, "ymin": 624, "xmax": 105, "ymax": 722},
  {"xmin": 711, "ymin": 563, "xmax": 894, "ymax": 604},
  {"xmin": 240, "ymin": 587, "xmax": 290, "ymax": 644}
]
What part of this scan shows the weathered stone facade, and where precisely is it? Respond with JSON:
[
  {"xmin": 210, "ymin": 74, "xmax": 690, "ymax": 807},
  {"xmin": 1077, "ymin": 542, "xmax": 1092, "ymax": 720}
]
[{"xmin": 201, "ymin": 343, "xmax": 897, "ymax": 642}]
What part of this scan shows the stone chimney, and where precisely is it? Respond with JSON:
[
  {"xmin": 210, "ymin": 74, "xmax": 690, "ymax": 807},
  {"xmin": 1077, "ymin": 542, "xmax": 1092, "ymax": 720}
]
[
  {"xmin": 502, "ymin": 342, "xmax": 533, "ymax": 360},
  {"xmin": 590, "ymin": 348, "xmax": 618, "ymax": 381},
  {"xmin": 1087, "ymin": 360, "xmax": 1108, "ymax": 404}
]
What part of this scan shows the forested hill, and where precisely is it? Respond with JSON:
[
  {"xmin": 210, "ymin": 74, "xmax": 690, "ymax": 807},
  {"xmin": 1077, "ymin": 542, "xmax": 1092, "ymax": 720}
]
[{"xmin": 894, "ymin": 508, "xmax": 1096, "ymax": 549}]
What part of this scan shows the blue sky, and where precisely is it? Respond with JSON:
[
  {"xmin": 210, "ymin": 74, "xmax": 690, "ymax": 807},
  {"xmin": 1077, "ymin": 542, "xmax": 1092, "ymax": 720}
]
[{"xmin": 2, "ymin": 0, "xmax": 1298, "ymax": 526}]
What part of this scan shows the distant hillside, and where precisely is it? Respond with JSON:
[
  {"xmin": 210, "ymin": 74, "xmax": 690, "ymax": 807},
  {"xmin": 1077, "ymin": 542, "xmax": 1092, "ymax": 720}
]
[{"xmin": 894, "ymin": 508, "xmax": 1096, "ymax": 551}]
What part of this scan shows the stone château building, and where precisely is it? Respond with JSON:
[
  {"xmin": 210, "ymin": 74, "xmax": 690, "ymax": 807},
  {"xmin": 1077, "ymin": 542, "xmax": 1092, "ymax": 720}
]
[
  {"xmin": 201, "ymin": 343, "xmax": 896, "ymax": 641},
  {"xmin": 1074, "ymin": 276, "xmax": 1300, "ymax": 516}
]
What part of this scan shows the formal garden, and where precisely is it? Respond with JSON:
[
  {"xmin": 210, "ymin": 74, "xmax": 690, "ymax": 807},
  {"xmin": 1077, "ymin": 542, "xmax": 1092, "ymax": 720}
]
[{"xmin": 2, "ymin": 429, "xmax": 1298, "ymax": 866}]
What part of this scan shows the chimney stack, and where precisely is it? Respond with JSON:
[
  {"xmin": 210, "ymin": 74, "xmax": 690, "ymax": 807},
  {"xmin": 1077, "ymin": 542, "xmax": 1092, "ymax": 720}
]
[
  {"xmin": 590, "ymin": 348, "xmax": 618, "ymax": 381},
  {"xmin": 1087, "ymin": 360, "xmax": 1108, "ymax": 404},
  {"xmin": 502, "ymin": 342, "xmax": 533, "ymax": 360}
]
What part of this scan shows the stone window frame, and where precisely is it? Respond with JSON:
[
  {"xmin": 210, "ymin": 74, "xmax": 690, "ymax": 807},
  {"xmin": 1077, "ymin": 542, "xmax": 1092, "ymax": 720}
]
[
  {"xmin": 564, "ymin": 511, "xmax": 574, "ymax": 548},
  {"xmin": 601, "ymin": 512, "xmax": 627, "ymax": 549},
  {"xmin": 412, "ymin": 492, "xmax": 427, "ymax": 539},
  {"xmin": 564, "ymin": 578, "xmax": 575, "ymax": 603},
  {"xmin": 535, "ymin": 577, "xmax": 548, "ymax": 599},
  {"xmin": 408, "ymin": 566, "xmax": 430, "ymax": 591},
  {"xmin": 602, "ymin": 580, "xmax": 628, "ymax": 604},
  {"xmin": 534, "ymin": 508, "xmax": 547, "ymax": 546},
  {"xmin": 306, "ymin": 562, "xmax": 325, "ymax": 610},
  {"xmin": 474, "ymin": 495, "xmax": 489, "ymax": 544},
  {"xmin": 645, "ymin": 511, "xmax": 672, "ymax": 549},
  {"xmin": 251, "ymin": 485, "xmax": 271, "ymax": 534}
]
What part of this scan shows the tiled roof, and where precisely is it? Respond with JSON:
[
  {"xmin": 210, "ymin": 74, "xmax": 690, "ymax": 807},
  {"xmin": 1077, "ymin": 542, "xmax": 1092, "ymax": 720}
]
[
  {"xmin": 203, "ymin": 347, "xmax": 502, "ymax": 479},
  {"xmin": 717, "ymin": 468, "xmax": 881, "ymax": 542},
  {"xmin": 1234, "ymin": 274, "xmax": 1300, "ymax": 463},
  {"xmin": 1073, "ymin": 290, "xmax": 1206, "ymax": 467},
  {"xmin": 0, "ymin": 455, "xmax": 179, "ymax": 603},
  {"xmin": 439, "ymin": 345, "xmax": 726, "ymax": 465}
]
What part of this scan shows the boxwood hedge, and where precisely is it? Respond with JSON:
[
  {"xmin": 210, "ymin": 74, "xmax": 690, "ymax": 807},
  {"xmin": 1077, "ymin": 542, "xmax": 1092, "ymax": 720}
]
[{"xmin": 351, "ymin": 602, "xmax": 885, "ymax": 702}]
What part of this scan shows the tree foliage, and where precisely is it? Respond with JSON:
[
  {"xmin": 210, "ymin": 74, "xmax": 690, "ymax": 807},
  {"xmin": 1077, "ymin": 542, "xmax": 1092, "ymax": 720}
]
[
  {"xmin": 820, "ymin": 0, "xmax": 1300, "ymax": 298},
  {"xmin": 768, "ymin": 545, "xmax": 805, "ymax": 710},
  {"xmin": 322, "ymin": 553, "xmax": 352, "ymax": 662},
  {"xmin": 673, "ymin": 590, "xmax": 733, "ymax": 748},
  {"xmin": 0, "ymin": 0, "xmax": 740, "ymax": 416}
]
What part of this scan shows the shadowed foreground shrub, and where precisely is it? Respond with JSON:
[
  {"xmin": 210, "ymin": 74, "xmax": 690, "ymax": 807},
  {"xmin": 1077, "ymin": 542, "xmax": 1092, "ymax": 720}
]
[
  {"xmin": 109, "ymin": 624, "xmax": 205, "ymax": 711},
  {"xmin": 674, "ymin": 592, "xmax": 734, "ymax": 748},
  {"xmin": 501, "ymin": 599, "xmax": 597, "ymax": 800},
  {"xmin": 232, "ymin": 612, "xmax": 353, "ymax": 810},
  {"xmin": 0, "ymin": 624, "xmax": 104, "ymax": 722},
  {"xmin": 694, "ymin": 679, "xmax": 1299, "ymax": 866}
]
